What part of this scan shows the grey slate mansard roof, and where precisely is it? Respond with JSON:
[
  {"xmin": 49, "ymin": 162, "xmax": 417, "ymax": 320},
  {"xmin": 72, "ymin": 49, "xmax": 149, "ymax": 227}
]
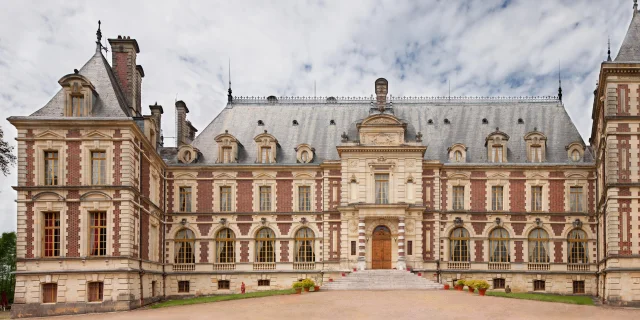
[
  {"xmin": 616, "ymin": 10, "xmax": 640, "ymax": 62},
  {"xmin": 186, "ymin": 96, "xmax": 593, "ymax": 165}
]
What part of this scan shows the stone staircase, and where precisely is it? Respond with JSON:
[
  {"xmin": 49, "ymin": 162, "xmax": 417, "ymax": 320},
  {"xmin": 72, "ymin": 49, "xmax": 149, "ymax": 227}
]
[{"xmin": 322, "ymin": 270, "xmax": 444, "ymax": 291}]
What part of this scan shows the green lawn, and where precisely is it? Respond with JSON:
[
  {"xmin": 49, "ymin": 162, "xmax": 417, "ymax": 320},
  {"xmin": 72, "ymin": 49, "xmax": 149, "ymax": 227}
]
[
  {"xmin": 150, "ymin": 289, "xmax": 296, "ymax": 309},
  {"xmin": 485, "ymin": 291, "xmax": 594, "ymax": 305}
]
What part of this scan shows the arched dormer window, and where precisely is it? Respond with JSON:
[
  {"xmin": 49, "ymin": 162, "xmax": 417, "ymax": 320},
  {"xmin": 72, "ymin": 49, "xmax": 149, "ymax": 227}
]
[
  {"xmin": 178, "ymin": 145, "xmax": 198, "ymax": 164},
  {"xmin": 448, "ymin": 143, "xmax": 467, "ymax": 163},
  {"xmin": 485, "ymin": 128, "xmax": 509, "ymax": 163},
  {"xmin": 215, "ymin": 131, "xmax": 240, "ymax": 163},
  {"xmin": 524, "ymin": 129, "xmax": 547, "ymax": 163},
  {"xmin": 58, "ymin": 72, "xmax": 98, "ymax": 117},
  {"xmin": 295, "ymin": 144, "xmax": 315, "ymax": 163},
  {"xmin": 254, "ymin": 131, "xmax": 278, "ymax": 164},
  {"xmin": 566, "ymin": 142, "xmax": 585, "ymax": 163}
]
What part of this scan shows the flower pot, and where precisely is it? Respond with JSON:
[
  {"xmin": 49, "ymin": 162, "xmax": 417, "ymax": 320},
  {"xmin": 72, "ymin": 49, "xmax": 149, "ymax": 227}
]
[
  {"xmin": 468, "ymin": 287, "xmax": 475, "ymax": 293},
  {"xmin": 342, "ymin": 273, "xmax": 346, "ymax": 277},
  {"xmin": 444, "ymin": 284, "xmax": 450, "ymax": 290},
  {"xmin": 329, "ymin": 278, "xmax": 334, "ymax": 282},
  {"xmin": 478, "ymin": 288, "xmax": 487, "ymax": 296},
  {"xmin": 304, "ymin": 287, "xmax": 310, "ymax": 292},
  {"xmin": 417, "ymin": 272, "xmax": 422, "ymax": 277},
  {"xmin": 353, "ymin": 268, "xmax": 357, "ymax": 272},
  {"xmin": 314, "ymin": 285, "xmax": 320, "ymax": 292},
  {"xmin": 295, "ymin": 288, "xmax": 302, "ymax": 294}
]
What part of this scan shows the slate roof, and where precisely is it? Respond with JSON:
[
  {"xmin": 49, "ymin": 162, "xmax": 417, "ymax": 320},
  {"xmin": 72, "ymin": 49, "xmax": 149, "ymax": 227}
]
[
  {"xmin": 184, "ymin": 97, "xmax": 593, "ymax": 165},
  {"xmin": 616, "ymin": 11, "xmax": 640, "ymax": 62},
  {"xmin": 29, "ymin": 44, "xmax": 131, "ymax": 118}
]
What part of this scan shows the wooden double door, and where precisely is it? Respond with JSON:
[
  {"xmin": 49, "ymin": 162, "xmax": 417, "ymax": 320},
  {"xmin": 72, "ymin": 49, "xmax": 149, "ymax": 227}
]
[{"xmin": 371, "ymin": 225, "xmax": 392, "ymax": 269}]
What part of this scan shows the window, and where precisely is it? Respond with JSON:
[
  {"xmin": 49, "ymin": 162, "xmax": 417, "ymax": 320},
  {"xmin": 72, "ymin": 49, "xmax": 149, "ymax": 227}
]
[
  {"xmin": 573, "ymin": 281, "xmax": 585, "ymax": 294},
  {"xmin": 301, "ymin": 151, "xmax": 309, "ymax": 162},
  {"xmin": 568, "ymin": 229, "xmax": 588, "ymax": 264},
  {"xmin": 454, "ymin": 151, "xmax": 463, "ymax": 162},
  {"xmin": 492, "ymin": 145, "xmax": 503, "ymax": 163},
  {"xmin": 90, "ymin": 151, "xmax": 106, "ymax": 185},
  {"xmin": 88, "ymin": 282, "xmax": 103, "ymax": 302},
  {"xmin": 407, "ymin": 240, "xmax": 413, "ymax": 255},
  {"xmin": 450, "ymin": 228, "xmax": 469, "ymax": 262},
  {"xmin": 298, "ymin": 186, "xmax": 311, "ymax": 211},
  {"xmin": 375, "ymin": 174, "xmax": 389, "ymax": 204},
  {"xmin": 220, "ymin": 186, "xmax": 232, "ymax": 212},
  {"xmin": 351, "ymin": 241, "xmax": 356, "ymax": 255},
  {"xmin": 42, "ymin": 283, "xmax": 57, "ymax": 303},
  {"xmin": 489, "ymin": 228, "xmax": 510, "ymax": 262},
  {"xmin": 216, "ymin": 228, "xmax": 235, "ymax": 263},
  {"xmin": 178, "ymin": 281, "xmax": 190, "ymax": 293},
  {"xmin": 619, "ymin": 86, "xmax": 628, "ymax": 113},
  {"xmin": 218, "ymin": 280, "xmax": 230, "ymax": 290},
  {"xmin": 44, "ymin": 151, "xmax": 59, "ymax": 185},
  {"xmin": 530, "ymin": 145, "xmax": 542, "ymax": 163},
  {"xmin": 179, "ymin": 187, "xmax": 192, "ymax": 212},
  {"xmin": 295, "ymin": 228, "xmax": 315, "ymax": 262},
  {"xmin": 493, "ymin": 278, "xmax": 505, "ymax": 289},
  {"xmin": 222, "ymin": 147, "xmax": 232, "ymax": 163},
  {"xmin": 533, "ymin": 280, "xmax": 545, "ymax": 291},
  {"xmin": 261, "ymin": 147, "xmax": 271, "ymax": 164},
  {"xmin": 452, "ymin": 186, "xmax": 464, "ymax": 210},
  {"xmin": 569, "ymin": 186, "xmax": 583, "ymax": 212},
  {"xmin": 259, "ymin": 186, "xmax": 272, "ymax": 212},
  {"xmin": 528, "ymin": 228, "xmax": 549, "ymax": 263},
  {"xmin": 255, "ymin": 228, "xmax": 275, "ymax": 263},
  {"xmin": 258, "ymin": 279, "xmax": 270, "ymax": 286},
  {"xmin": 531, "ymin": 186, "xmax": 543, "ymax": 212},
  {"xmin": 571, "ymin": 150, "xmax": 581, "ymax": 162},
  {"xmin": 152, "ymin": 281, "xmax": 157, "ymax": 297},
  {"xmin": 491, "ymin": 186, "xmax": 503, "ymax": 211},
  {"xmin": 71, "ymin": 95, "xmax": 84, "ymax": 116},
  {"xmin": 89, "ymin": 212, "xmax": 107, "ymax": 256},
  {"xmin": 174, "ymin": 229, "xmax": 195, "ymax": 264},
  {"xmin": 43, "ymin": 212, "xmax": 60, "ymax": 257}
]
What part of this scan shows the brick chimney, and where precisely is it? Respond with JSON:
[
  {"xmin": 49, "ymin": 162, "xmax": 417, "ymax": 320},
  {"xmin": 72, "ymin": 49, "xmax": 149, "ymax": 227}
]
[
  {"xmin": 108, "ymin": 36, "xmax": 144, "ymax": 116},
  {"xmin": 149, "ymin": 103, "xmax": 163, "ymax": 148},
  {"xmin": 175, "ymin": 101, "xmax": 197, "ymax": 146}
]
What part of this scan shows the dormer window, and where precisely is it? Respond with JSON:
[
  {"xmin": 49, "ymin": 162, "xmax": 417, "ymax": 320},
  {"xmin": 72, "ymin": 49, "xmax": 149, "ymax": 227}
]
[
  {"xmin": 448, "ymin": 143, "xmax": 467, "ymax": 163},
  {"xmin": 492, "ymin": 145, "xmax": 503, "ymax": 163},
  {"xmin": 260, "ymin": 147, "xmax": 271, "ymax": 164},
  {"xmin": 486, "ymin": 128, "xmax": 509, "ymax": 163},
  {"xmin": 215, "ymin": 131, "xmax": 240, "ymax": 164},
  {"xmin": 524, "ymin": 130, "xmax": 547, "ymax": 163},
  {"xmin": 330, "ymin": 120, "xmax": 336, "ymax": 125},
  {"xmin": 571, "ymin": 150, "xmax": 580, "ymax": 162},
  {"xmin": 222, "ymin": 147, "xmax": 232, "ymax": 163},
  {"xmin": 254, "ymin": 131, "xmax": 278, "ymax": 164},
  {"xmin": 530, "ymin": 145, "xmax": 542, "ymax": 162},
  {"xmin": 178, "ymin": 145, "xmax": 198, "ymax": 164},
  {"xmin": 58, "ymin": 72, "xmax": 97, "ymax": 117},
  {"xmin": 566, "ymin": 142, "xmax": 585, "ymax": 163},
  {"xmin": 71, "ymin": 94, "xmax": 85, "ymax": 116},
  {"xmin": 295, "ymin": 144, "xmax": 315, "ymax": 163},
  {"xmin": 258, "ymin": 120, "xmax": 264, "ymax": 126}
]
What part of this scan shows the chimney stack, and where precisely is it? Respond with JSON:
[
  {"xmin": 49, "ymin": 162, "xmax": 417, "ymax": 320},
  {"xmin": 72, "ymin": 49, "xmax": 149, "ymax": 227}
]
[
  {"xmin": 149, "ymin": 103, "xmax": 163, "ymax": 148},
  {"xmin": 174, "ymin": 101, "xmax": 197, "ymax": 146},
  {"xmin": 108, "ymin": 36, "xmax": 143, "ymax": 116},
  {"xmin": 375, "ymin": 78, "xmax": 388, "ymax": 112}
]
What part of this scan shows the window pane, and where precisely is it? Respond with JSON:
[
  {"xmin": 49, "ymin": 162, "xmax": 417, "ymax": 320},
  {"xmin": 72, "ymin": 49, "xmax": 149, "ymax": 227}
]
[
  {"xmin": 89, "ymin": 212, "xmax": 107, "ymax": 256},
  {"xmin": 44, "ymin": 151, "xmax": 59, "ymax": 186},
  {"xmin": 570, "ymin": 186, "xmax": 583, "ymax": 212},
  {"xmin": 220, "ymin": 186, "xmax": 232, "ymax": 212},
  {"xmin": 299, "ymin": 186, "xmax": 311, "ymax": 211},
  {"xmin": 175, "ymin": 229, "xmax": 195, "ymax": 264},
  {"xmin": 216, "ymin": 228, "xmax": 235, "ymax": 263},
  {"xmin": 531, "ymin": 186, "xmax": 542, "ymax": 211},
  {"xmin": 492, "ymin": 186, "xmax": 503, "ymax": 211},
  {"xmin": 91, "ymin": 151, "xmax": 106, "ymax": 185},
  {"xmin": 260, "ymin": 186, "xmax": 271, "ymax": 211},
  {"xmin": 453, "ymin": 186, "xmax": 464, "ymax": 210},
  {"xmin": 256, "ymin": 228, "xmax": 275, "ymax": 262},
  {"xmin": 179, "ymin": 187, "xmax": 192, "ymax": 212},
  {"xmin": 375, "ymin": 174, "xmax": 389, "ymax": 204},
  {"xmin": 43, "ymin": 212, "xmax": 60, "ymax": 257},
  {"xmin": 295, "ymin": 228, "xmax": 315, "ymax": 262}
]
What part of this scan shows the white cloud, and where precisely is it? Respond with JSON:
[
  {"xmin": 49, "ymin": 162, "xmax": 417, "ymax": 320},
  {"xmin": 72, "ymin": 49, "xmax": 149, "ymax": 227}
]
[{"xmin": 0, "ymin": 0, "xmax": 633, "ymax": 233}]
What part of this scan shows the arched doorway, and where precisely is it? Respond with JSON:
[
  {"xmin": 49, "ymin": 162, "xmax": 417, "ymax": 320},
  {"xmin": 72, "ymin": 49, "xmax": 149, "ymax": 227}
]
[{"xmin": 372, "ymin": 225, "xmax": 392, "ymax": 269}]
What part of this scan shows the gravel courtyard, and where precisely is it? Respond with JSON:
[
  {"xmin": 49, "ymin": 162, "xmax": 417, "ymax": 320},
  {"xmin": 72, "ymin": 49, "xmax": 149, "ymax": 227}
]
[{"xmin": 45, "ymin": 291, "xmax": 639, "ymax": 320}]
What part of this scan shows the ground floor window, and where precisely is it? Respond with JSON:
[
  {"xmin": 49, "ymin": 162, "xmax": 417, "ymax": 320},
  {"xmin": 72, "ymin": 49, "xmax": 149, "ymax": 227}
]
[
  {"xmin": 573, "ymin": 281, "xmax": 585, "ymax": 294},
  {"xmin": 218, "ymin": 280, "xmax": 230, "ymax": 290},
  {"xmin": 493, "ymin": 278, "xmax": 505, "ymax": 289},
  {"xmin": 42, "ymin": 283, "xmax": 57, "ymax": 303},
  {"xmin": 407, "ymin": 240, "xmax": 413, "ymax": 255},
  {"xmin": 351, "ymin": 241, "xmax": 356, "ymax": 255},
  {"xmin": 88, "ymin": 282, "xmax": 103, "ymax": 302},
  {"xmin": 152, "ymin": 281, "xmax": 157, "ymax": 297},
  {"xmin": 533, "ymin": 280, "xmax": 545, "ymax": 291},
  {"xmin": 178, "ymin": 281, "xmax": 190, "ymax": 293},
  {"xmin": 258, "ymin": 279, "xmax": 270, "ymax": 286}
]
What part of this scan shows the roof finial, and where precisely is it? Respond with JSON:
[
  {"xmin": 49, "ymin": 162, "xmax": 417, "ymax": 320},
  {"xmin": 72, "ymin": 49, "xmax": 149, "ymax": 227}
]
[
  {"xmin": 635, "ymin": 0, "xmax": 638, "ymax": 16},
  {"xmin": 558, "ymin": 62, "xmax": 563, "ymax": 102},
  {"xmin": 227, "ymin": 58, "xmax": 233, "ymax": 103},
  {"xmin": 96, "ymin": 20, "xmax": 102, "ymax": 43},
  {"xmin": 607, "ymin": 37, "xmax": 612, "ymax": 61}
]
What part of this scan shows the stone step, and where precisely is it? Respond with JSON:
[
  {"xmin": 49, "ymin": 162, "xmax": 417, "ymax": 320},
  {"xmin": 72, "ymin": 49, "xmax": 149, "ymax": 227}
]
[{"xmin": 322, "ymin": 270, "xmax": 443, "ymax": 291}]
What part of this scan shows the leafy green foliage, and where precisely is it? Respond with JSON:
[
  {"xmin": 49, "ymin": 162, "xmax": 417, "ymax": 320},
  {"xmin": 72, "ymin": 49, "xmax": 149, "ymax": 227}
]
[
  {"xmin": 0, "ymin": 232, "xmax": 16, "ymax": 303},
  {"xmin": 301, "ymin": 279, "xmax": 315, "ymax": 288},
  {"xmin": 485, "ymin": 291, "xmax": 594, "ymax": 305},
  {"xmin": 0, "ymin": 127, "xmax": 16, "ymax": 176},
  {"xmin": 150, "ymin": 289, "xmax": 296, "ymax": 309}
]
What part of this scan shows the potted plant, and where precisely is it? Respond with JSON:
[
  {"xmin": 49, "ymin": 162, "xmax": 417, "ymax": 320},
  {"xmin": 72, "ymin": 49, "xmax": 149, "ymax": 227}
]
[
  {"xmin": 475, "ymin": 280, "xmax": 490, "ymax": 296},
  {"xmin": 443, "ymin": 284, "xmax": 450, "ymax": 290},
  {"xmin": 465, "ymin": 280, "xmax": 476, "ymax": 293},
  {"xmin": 292, "ymin": 281, "xmax": 303, "ymax": 294},
  {"xmin": 314, "ymin": 284, "xmax": 320, "ymax": 292},
  {"xmin": 455, "ymin": 280, "xmax": 465, "ymax": 291},
  {"xmin": 302, "ymin": 279, "xmax": 315, "ymax": 292}
]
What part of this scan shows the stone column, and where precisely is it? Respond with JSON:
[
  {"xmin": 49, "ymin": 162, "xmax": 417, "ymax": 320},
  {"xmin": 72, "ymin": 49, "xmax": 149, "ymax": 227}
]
[
  {"xmin": 357, "ymin": 217, "xmax": 366, "ymax": 270},
  {"xmin": 397, "ymin": 217, "xmax": 407, "ymax": 270}
]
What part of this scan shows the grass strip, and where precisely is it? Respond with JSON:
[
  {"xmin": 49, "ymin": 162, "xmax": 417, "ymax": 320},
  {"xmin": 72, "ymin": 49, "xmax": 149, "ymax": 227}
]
[
  {"xmin": 150, "ymin": 289, "xmax": 296, "ymax": 309},
  {"xmin": 485, "ymin": 291, "xmax": 594, "ymax": 305}
]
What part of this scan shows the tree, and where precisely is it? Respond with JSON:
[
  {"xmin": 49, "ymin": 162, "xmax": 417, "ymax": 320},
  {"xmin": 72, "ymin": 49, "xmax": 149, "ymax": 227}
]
[
  {"xmin": 0, "ymin": 232, "xmax": 16, "ymax": 304},
  {"xmin": 0, "ymin": 126, "xmax": 17, "ymax": 176}
]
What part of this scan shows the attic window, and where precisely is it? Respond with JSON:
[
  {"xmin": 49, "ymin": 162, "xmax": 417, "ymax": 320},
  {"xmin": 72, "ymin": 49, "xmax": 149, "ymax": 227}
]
[
  {"xmin": 482, "ymin": 118, "xmax": 488, "ymax": 124},
  {"xmin": 330, "ymin": 120, "xmax": 336, "ymax": 125},
  {"xmin": 427, "ymin": 119, "xmax": 433, "ymax": 125},
  {"xmin": 444, "ymin": 119, "xmax": 450, "ymax": 124},
  {"xmin": 292, "ymin": 120, "xmax": 299, "ymax": 126},
  {"xmin": 326, "ymin": 97, "xmax": 337, "ymax": 103},
  {"xmin": 258, "ymin": 120, "xmax": 264, "ymax": 126},
  {"xmin": 267, "ymin": 96, "xmax": 278, "ymax": 103},
  {"xmin": 517, "ymin": 118, "xmax": 524, "ymax": 124}
]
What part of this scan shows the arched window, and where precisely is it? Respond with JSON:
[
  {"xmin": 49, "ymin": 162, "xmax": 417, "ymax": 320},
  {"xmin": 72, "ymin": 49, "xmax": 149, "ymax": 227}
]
[
  {"xmin": 174, "ymin": 229, "xmax": 195, "ymax": 264},
  {"xmin": 528, "ymin": 228, "xmax": 549, "ymax": 263},
  {"xmin": 216, "ymin": 228, "xmax": 235, "ymax": 263},
  {"xmin": 571, "ymin": 150, "xmax": 581, "ymax": 162},
  {"xmin": 489, "ymin": 228, "xmax": 510, "ymax": 262},
  {"xmin": 255, "ymin": 228, "xmax": 276, "ymax": 263},
  {"xmin": 454, "ymin": 151, "xmax": 462, "ymax": 162},
  {"xmin": 295, "ymin": 228, "xmax": 315, "ymax": 262},
  {"xmin": 568, "ymin": 229, "xmax": 588, "ymax": 264},
  {"xmin": 450, "ymin": 228, "xmax": 469, "ymax": 262}
]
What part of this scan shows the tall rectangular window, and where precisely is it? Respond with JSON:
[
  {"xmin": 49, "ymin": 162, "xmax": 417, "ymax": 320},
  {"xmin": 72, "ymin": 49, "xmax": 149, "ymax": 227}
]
[
  {"xmin": 44, "ymin": 151, "xmax": 59, "ymax": 186},
  {"xmin": 43, "ymin": 212, "xmax": 60, "ymax": 257},
  {"xmin": 492, "ymin": 146, "xmax": 503, "ymax": 163},
  {"xmin": 179, "ymin": 187, "xmax": 192, "ymax": 212},
  {"xmin": 375, "ymin": 174, "xmax": 389, "ymax": 204},
  {"xmin": 222, "ymin": 147, "xmax": 232, "ymax": 163},
  {"xmin": 89, "ymin": 211, "xmax": 107, "ymax": 256},
  {"xmin": 260, "ymin": 186, "xmax": 272, "ymax": 211},
  {"xmin": 88, "ymin": 282, "xmax": 103, "ymax": 302},
  {"xmin": 351, "ymin": 241, "xmax": 356, "ymax": 255},
  {"xmin": 619, "ymin": 87, "xmax": 628, "ymax": 113},
  {"xmin": 298, "ymin": 186, "xmax": 311, "ymax": 211},
  {"xmin": 91, "ymin": 151, "xmax": 106, "ymax": 185},
  {"xmin": 71, "ymin": 95, "xmax": 84, "ymax": 116},
  {"xmin": 407, "ymin": 240, "xmax": 413, "ymax": 255},
  {"xmin": 530, "ymin": 146, "xmax": 542, "ymax": 163},
  {"xmin": 491, "ymin": 186, "xmax": 503, "ymax": 211},
  {"xmin": 42, "ymin": 283, "xmax": 57, "ymax": 303},
  {"xmin": 531, "ymin": 186, "xmax": 543, "ymax": 212},
  {"xmin": 261, "ymin": 147, "xmax": 271, "ymax": 164},
  {"xmin": 452, "ymin": 186, "xmax": 465, "ymax": 210},
  {"xmin": 570, "ymin": 186, "xmax": 583, "ymax": 212},
  {"xmin": 220, "ymin": 186, "xmax": 232, "ymax": 212}
]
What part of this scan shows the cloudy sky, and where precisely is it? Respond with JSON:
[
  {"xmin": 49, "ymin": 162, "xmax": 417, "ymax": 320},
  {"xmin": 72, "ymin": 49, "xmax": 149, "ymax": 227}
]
[{"xmin": 0, "ymin": 0, "xmax": 634, "ymax": 233}]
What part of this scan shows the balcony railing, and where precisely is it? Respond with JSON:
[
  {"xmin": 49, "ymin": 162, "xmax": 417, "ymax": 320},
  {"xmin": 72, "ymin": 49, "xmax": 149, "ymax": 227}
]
[
  {"xmin": 527, "ymin": 263, "xmax": 550, "ymax": 271},
  {"xmin": 213, "ymin": 263, "xmax": 236, "ymax": 271},
  {"xmin": 488, "ymin": 262, "xmax": 511, "ymax": 270},
  {"xmin": 173, "ymin": 263, "xmax": 195, "ymax": 272},
  {"xmin": 567, "ymin": 264, "xmax": 590, "ymax": 272},
  {"xmin": 293, "ymin": 262, "xmax": 315, "ymax": 270},
  {"xmin": 253, "ymin": 262, "xmax": 276, "ymax": 271},
  {"xmin": 447, "ymin": 262, "xmax": 470, "ymax": 270}
]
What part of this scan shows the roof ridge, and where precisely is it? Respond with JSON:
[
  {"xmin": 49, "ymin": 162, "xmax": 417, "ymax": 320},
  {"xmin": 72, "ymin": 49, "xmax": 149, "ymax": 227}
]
[{"xmin": 230, "ymin": 95, "xmax": 560, "ymax": 105}]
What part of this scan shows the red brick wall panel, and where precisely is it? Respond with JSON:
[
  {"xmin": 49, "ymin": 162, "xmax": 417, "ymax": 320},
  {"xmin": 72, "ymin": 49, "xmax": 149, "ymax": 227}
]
[
  {"xmin": 514, "ymin": 240, "xmax": 524, "ymax": 262},
  {"xmin": 167, "ymin": 172, "xmax": 174, "ymax": 213},
  {"xmin": 511, "ymin": 223, "xmax": 525, "ymax": 236},
  {"xmin": 66, "ymin": 191, "xmax": 81, "ymax": 257},
  {"xmin": 315, "ymin": 178, "xmax": 323, "ymax": 212},
  {"xmin": 25, "ymin": 203, "xmax": 34, "ymax": 258},
  {"xmin": 25, "ymin": 136, "xmax": 34, "ymax": 186},
  {"xmin": 329, "ymin": 178, "xmax": 341, "ymax": 210},
  {"xmin": 554, "ymin": 241, "xmax": 563, "ymax": 263},
  {"xmin": 198, "ymin": 223, "xmax": 212, "ymax": 237},
  {"xmin": 196, "ymin": 172, "xmax": 213, "ymax": 212},
  {"xmin": 199, "ymin": 241, "xmax": 209, "ymax": 263},
  {"xmin": 66, "ymin": 130, "xmax": 82, "ymax": 185},
  {"xmin": 328, "ymin": 222, "xmax": 341, "ymax": 261},
  {"xmin": 276, "ymin": 215, "xmax": 293, "ymax": 221},
  {"xmin": 238, "ymin": 223, "xmax": 251, "ymax": 236},
  {"xmin": 551, "ymin": 223, "xmax": 565, "ymax": 236},
  {"xmin": 423, "ymin": 221, "xmax": 435, "ymax": 260},
  {"xmin": 470, "ymin": 172, "xmax": 486, "ymax": 212},
  {"xmin": 474, "ymin": 240, "xmax": 484, "ymax": 262},
  {"xmin": 236, "ymin": 215, "xmax": 253, "ymax": 221},
  {"xmin": 509, "ymin": 172, "xmax": 526, "ymax": 212},
  {"xmin": 280, "ymin": 241, "xmax": 289, "ymax": 262},
  {"xmin": 112, "ymin": 191, "xmax": 121, "ymax": 256},
  {"xmin": 276, "ymin": 179, "xmax": 293, "ymax": 212},
  {"xmin": 618, "ymin": 84, "xmax": 630, "ymax": 115},
  {"xmin": 240, "ymin": 241, "xmax": 249, "ymax": 262},
  {"xmin": 277, "ymin": 223, "xmax": 291, "ymax": 236},
  {"xmin": 549, "ymin": 172, "xmax": 565, "ymax": 212},
  {"xmin": 236, "ymin": 180, "xmax": 253, "ymax": 212},
  {"xmin": 471, "ymin": 222, "xmax": 486, "ymax": 235}
]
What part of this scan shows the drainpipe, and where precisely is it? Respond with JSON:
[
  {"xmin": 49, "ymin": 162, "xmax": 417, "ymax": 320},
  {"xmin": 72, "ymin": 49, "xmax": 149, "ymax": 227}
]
[
  {"xmin": 162, "ymin": 168, "xmax": 167, "ymax": 299},
  {"xmin": 139, "ymin": 147, "xmax": 144, "ymax": 307}
]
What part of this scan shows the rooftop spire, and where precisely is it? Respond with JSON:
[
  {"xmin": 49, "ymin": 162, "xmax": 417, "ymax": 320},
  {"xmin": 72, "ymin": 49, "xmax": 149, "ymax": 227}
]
[
  {"xmin": 607, "ymin": 37, "xmax": 612, "ymax": 61},
  {"xmin": 227, "ymin": 58, "xmax": 233, "ymax": 103},
  {"xmin": 96, "ymin": 20, "xmax": 102, "ymax": 43},
  {"xmin": 635, "ymin": 0, "xmax": 638, "ymax": 16},
  {"xmin": 558, "ymin": 63, "xmax": 563, "ymax": 102}
]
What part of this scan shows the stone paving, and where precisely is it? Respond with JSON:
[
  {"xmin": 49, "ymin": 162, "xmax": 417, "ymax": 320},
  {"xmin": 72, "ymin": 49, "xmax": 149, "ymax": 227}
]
[{"xmin": 44, "ymin": 291, "xmax": 640, "ymax": 320}]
